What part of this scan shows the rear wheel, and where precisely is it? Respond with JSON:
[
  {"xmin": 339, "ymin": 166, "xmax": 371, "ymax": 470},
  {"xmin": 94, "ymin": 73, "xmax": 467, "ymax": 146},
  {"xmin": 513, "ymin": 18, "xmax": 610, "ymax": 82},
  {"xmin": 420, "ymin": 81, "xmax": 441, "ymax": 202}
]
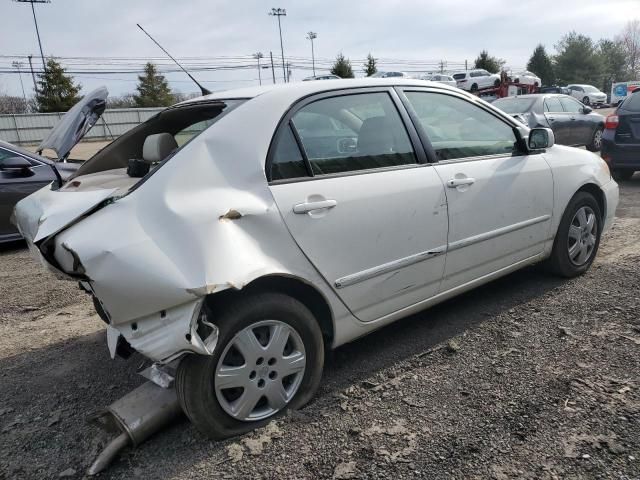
[
  {"xmin": 546, "ymin": 192, "xmax": 601, "ymax": 278},
  {"xmin": 176, "ymin": 293, "xmax": 324, "ymax": 439},
  {"xmin": 586, "ymin": 127, "xmax": 603, "ymax": 152},
  {"xmin": 470, "ymin": 83, "xmax": 478, "ymax": 92},
  {"xmin": 582, "ymin": 96, "xmax": 590, "ymax": 106},
  {"xmin": 612, "ymin": 169, "xmax": 634, "ymax": 181},
  {"xmin": 494, "ymin": 79, "xmax": 501, "ymax": 87}
]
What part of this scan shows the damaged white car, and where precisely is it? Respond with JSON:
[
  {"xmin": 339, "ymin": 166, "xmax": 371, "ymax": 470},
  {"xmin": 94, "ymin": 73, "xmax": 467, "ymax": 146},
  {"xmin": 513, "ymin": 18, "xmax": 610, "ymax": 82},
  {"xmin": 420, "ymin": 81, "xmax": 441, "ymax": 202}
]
[{"xmin": 14, "ymin": 79, "xmax": 618, "ymax": 439}]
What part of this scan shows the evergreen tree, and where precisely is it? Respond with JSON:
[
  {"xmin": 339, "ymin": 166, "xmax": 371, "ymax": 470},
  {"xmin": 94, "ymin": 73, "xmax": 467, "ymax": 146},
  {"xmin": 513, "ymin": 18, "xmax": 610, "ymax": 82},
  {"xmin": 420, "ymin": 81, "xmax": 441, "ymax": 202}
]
[
  {"xmin": 330, "ymin": 53, "xmax": 354, "ymax": 78},
  {"xmin": 526, "ymin": 44, "xmax": 555, "ymax": 86},
  {"xmin": 554, "ymin": 32, "xmax": 602, "ymax": 85},
  {"xmin": 363, "ymin": 53, "xmax": 377, "ymax": 76},
  {"xmin": 598, "ymin": 39, "xmax": 629, "ymax": 93},
  {"xmin": 35, "ymin": 59, "xmax": 82, "ymax": 113},
  {"xmin": 133, "ymin": 63, "xmax": 174, "ymax": 107},
  {"xmin": 473, "ymin": 50, "xmax": 505, "ymax": 73}
]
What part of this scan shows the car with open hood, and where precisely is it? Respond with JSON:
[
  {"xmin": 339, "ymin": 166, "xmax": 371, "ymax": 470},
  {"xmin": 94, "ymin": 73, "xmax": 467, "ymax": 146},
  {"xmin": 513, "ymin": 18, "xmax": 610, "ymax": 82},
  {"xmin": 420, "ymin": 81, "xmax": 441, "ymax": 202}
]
[
  {"xmin": 13, "ymin": 78, "xmax": 618, "ymax": 439},
  {"xmin": 0, "ymin": 87, "xmax": 107, "ymax": 243}
]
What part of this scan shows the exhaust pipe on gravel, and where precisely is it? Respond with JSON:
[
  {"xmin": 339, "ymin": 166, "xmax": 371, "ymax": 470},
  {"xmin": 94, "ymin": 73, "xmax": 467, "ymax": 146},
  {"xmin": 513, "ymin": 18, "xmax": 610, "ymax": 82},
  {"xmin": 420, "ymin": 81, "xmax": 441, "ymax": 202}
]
[{"xmin": 87, "ymin": 381, "xmax": 183, "ymax": 475}]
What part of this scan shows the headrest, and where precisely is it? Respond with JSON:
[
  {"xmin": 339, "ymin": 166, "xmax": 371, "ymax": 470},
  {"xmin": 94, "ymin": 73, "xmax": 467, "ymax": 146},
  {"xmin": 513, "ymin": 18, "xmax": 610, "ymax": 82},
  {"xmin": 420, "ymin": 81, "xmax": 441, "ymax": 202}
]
[{"xmin": 142, "ymin": 133, "xmax": 178, "ymax": 163}]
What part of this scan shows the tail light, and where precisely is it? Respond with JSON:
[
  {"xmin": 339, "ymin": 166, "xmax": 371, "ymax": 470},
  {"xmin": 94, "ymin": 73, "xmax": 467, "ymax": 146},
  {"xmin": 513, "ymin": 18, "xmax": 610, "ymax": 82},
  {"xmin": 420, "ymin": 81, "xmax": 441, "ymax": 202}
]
[{"xmin": 605, "ymin": 115, "xmax": 619, "ymax": 130}]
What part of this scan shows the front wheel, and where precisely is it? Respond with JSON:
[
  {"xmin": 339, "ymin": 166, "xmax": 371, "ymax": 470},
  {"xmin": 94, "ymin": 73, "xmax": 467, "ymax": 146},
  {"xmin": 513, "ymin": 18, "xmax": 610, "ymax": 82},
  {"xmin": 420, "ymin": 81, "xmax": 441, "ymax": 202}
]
[
  {"xmin": 546, "ymin": 192, "xmax": 601, "ymax": 278},
  {"xmin": 586, "ymin": 127, "xmax": 603, "ymax": 152},
  {"xmin": 176, "ymin": 293, "xmax": 324, "ymax": 439}
]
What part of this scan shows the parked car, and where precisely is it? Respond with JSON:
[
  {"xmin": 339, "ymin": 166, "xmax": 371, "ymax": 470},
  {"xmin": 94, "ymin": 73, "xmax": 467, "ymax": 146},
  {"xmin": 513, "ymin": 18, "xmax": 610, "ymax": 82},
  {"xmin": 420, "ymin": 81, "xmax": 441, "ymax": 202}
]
[
  {"xmin": 14, "ymin": 78, "xmax": 618, "ymax": 440},
  {"xmin": 369, "ymin": 71, "xmax": 411, "ymax": 78},
  {"xmin": 509, "ymin": 70, "xmax": 541, "ymax": 87},
  {"xmin": 601, "ymin": 90, "xmax": 640, "ymax": 180},
  {"xmin": 540, "ymin": 85, "xmax": 570, "ymax": 95},
  {"xmin": 452, "ymin": 69, "xmax": 501, "ymax": 92},
  {"xmin": 419, "ymin": 74, "xmax": 457, "ymax": 87},
  {"xmin": 302, "ymin": 74, "xmax": 341, "ymax": 81},
  {"xmin": 492, "ymin": 94, "xmax": 605, "ymax": 151},
  {"xmin": 567, "ymin": 84, "xmax": 607, "ymax": 107}
]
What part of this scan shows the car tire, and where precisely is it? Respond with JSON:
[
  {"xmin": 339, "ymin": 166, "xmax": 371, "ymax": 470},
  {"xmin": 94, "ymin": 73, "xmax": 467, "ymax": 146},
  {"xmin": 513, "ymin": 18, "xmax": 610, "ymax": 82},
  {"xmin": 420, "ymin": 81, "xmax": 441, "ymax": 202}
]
[
  {"xmin": 470, "ymin": 83, "xmax": 478, "ymax": 92},
  {"xmin": 176, "ymin": 292, "xmax": 324, "ymax": 440},
  {"xmin": 494, "ymin": 79, "xmax": 501, "ymax": 87},
  {"xmin": 612, "ymin": 169, "xmax": 634, "ymax": 181},
  {"xmin": 582, "ymin": 96, "xmax": 590, "ymax": 106},
  {"xmin": 546, "ymin": 191, "xmax": 602, "ymax": 278},
  {"xmin": 586, "ymin": 127, "xmax": 603, "ymax": 152}
]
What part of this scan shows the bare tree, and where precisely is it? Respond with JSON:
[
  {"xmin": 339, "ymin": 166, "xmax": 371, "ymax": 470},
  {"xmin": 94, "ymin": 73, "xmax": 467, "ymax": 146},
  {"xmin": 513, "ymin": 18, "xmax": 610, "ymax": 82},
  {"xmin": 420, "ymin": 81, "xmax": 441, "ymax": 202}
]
[{"xmin": 618, "ymin": 19, "xmax": 640, "ymax": 78}]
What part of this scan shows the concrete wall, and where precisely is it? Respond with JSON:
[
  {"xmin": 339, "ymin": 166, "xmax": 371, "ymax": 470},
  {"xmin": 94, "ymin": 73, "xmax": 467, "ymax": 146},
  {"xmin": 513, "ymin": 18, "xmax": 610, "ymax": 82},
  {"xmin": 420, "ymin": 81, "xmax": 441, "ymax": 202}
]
[{"xmin": 0, "ymin": 108, "xmax": 164, "ymax": 145}]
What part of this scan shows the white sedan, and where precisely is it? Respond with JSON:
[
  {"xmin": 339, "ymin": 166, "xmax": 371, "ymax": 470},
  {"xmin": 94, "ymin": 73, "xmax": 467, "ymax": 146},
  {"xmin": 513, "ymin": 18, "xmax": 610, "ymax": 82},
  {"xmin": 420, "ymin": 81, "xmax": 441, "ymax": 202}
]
[
  {"xmin": 420, "ymin": 73, "xmax": 457, "ymax": 87},
  {"xmin": 512, "ymin": 70, "xmax": 542, "ymax": 86},
  {"xmin": 15, "ymin": 79, "xmax": 618, "ymax": 439}
]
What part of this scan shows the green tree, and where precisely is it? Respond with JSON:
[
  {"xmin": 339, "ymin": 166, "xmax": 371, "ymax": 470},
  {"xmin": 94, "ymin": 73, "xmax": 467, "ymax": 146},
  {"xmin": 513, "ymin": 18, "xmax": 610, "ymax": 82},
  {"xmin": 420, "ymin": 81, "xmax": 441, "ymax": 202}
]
[
  {"xmin": 554, "ymin": 32, "xmax": 602, "ymax": 85},
  {"xmin": 330, "ymin": 53, "xmax": 354, "ymax": 78},
  {"xmin": 133, "ymin": 63, "xmax": 174, "ymax": 107},
  {"xmin": 598, "ymin": 39, "xmax": 629, "ymax": 93},
  {"xmin": 35, "ymin": 59, "xmax": 81, "ymax": 113},
  {"xmin": 526, "ymin": 44, "xmax": 555, "ymax": 86},
  {"xmin": 473, "ymin": 50, "xmax": 505, "ymax": 73},
  {"xmin": 363, "ymin": 53, "xmax": 377, "ymax": 76}
]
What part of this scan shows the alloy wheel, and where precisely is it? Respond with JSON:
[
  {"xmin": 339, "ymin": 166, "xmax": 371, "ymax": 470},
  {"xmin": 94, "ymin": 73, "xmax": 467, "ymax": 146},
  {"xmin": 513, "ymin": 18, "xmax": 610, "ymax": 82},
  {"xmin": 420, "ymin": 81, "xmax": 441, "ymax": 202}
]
[
  {"xmin": 214, "ymin": 320, "xmax": 306, "ymax": 422},
  {"xmin": 567, "ymin": 206, "xmax": 597, "ymax": 266},
  {"xmin": 593, "ymin": 129, "xmax": 602, "ymax": 150}
]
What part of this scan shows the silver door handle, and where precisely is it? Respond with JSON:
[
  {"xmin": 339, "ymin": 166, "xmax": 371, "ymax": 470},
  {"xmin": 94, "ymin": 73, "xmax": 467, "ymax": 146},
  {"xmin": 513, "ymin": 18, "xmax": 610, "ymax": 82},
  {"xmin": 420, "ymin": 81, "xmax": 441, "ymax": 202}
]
[
  {"xmin": 293, "ymin": 199, "xmax": 337, "ymax": 214},
  {"xmin": 447, "ymin": 177, "xmax": 475, "ymax": 188}
]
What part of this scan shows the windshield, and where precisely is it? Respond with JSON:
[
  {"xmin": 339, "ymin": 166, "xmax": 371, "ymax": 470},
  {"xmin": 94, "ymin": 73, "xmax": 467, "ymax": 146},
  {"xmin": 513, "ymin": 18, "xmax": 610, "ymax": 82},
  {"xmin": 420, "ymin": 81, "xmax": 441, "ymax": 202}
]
[
  {"xmin": 492, "ymin": 98, "xmax": 535, "ymax": 113},
  {"xmin": 583, "ymin": 86, "xmax": 600, "ymax": 93}
]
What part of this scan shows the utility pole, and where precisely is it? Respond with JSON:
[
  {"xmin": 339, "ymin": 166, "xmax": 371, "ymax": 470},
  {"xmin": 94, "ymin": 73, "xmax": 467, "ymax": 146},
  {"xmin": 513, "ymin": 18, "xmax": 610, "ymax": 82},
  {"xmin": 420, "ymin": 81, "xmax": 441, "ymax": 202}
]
[
  {"xmin": 287, "ymin": 62, "xmax": 292, "ymax": 82},
  {"xmin": 439, "ymin": 60, "xmax": 446, "ymax": 74},
  {"xmin": 12, "ymin": 61, "xmax": 28, "ymax": 106},
  {"xmin": 306, "ymin": 31, "xmax": 317, "ymax": 77},
  {"xmin": 27, "ymin": 55, "xmax": 38, "ymax": 94},
  {"xmin": 269, "ymin": 8, "xmax": 287, "ymax": 83},
  {"xmin": 14, "ymin": 0, "xmax": 50, "ymax": 72},
  {"xmin": 270, "ymin": 51, "xmax": 276, "ymax": 84},
  {"xmin": 465, "ymin": 59, "xmax": 468, "ymax": 71},
  {"xmin": 253, "ymin": 52, "xmax": 264, "ymax": 85}
]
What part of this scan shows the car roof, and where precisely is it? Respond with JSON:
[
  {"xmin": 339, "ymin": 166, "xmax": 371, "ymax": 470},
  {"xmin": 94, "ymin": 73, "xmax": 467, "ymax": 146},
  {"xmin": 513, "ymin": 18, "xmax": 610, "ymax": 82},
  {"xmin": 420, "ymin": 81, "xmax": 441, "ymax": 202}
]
[{"xmin": 177, "ymin": 78, "xmax": 463, "ymax": 105}]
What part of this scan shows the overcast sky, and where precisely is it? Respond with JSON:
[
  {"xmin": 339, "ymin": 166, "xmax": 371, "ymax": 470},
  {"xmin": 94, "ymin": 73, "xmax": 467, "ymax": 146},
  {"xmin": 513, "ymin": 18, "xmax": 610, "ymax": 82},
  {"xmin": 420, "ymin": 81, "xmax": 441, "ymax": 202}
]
[{"xmin": 0, "ymin": 0, "xmax": 636, "ymax": 98}]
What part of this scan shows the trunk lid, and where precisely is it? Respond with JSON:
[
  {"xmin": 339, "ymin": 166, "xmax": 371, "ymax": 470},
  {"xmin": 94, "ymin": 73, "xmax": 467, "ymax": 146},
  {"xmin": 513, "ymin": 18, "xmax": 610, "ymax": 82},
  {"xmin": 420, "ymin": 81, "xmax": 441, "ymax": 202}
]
[{"xmin": 37, "ymin": 86, "xmax": 108, "ymax": 161}]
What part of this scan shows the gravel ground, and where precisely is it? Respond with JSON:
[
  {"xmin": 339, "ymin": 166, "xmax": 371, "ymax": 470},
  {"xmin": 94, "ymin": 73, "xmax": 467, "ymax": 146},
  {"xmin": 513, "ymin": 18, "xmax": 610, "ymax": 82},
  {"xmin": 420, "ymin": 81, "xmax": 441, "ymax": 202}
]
[{"xmin": 0, "ymin": 176, "xmax": 639, "ymax": 480}]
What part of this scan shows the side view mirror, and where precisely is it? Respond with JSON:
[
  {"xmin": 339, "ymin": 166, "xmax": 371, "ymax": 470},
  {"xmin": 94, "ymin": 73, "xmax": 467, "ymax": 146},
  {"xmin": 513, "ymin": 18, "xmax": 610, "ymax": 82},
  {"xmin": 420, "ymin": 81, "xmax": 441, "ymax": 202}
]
[
  {"xmin": 0, "ymin": 156, "xmax": 33, "ymax": 172},
  {"xmin": 583, "ymin": 106, "xmax": 593, "ymax": 114},
  {"xmin": 528, "ymin": 128, "xmax": 555, "ymax": 150}
]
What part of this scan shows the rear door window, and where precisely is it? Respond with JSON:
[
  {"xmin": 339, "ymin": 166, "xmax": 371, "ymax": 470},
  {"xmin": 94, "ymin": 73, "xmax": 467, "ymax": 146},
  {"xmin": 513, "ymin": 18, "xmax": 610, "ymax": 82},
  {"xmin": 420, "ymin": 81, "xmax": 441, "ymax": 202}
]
[
  {"xmin": 271, "ymin": 92, "xmax": 417, "ymax": 179},
  {"xmin": 620, "ymin": 92, "xmax": 640, "ymax": 112}
]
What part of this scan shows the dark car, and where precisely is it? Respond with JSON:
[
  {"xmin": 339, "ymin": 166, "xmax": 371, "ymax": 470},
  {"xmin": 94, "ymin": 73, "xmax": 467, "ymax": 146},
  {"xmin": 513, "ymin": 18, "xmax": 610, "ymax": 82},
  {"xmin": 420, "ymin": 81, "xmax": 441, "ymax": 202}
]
[
  {"xmin": 491, "ymin": 94, "xmax": 604, "ymax": 151},
  {"xmin": 0, "ymin": 86, "xmax": 108, "ymax": 243},
  {"xmin": 539, "ymin": 86, "xmax": 570, "ymax": 95},
  {"xmin": 0, "ymin": 141, "xmax": 80, "ymax": 242},
  {"xmin": 601, "ymin": 90, "xmax": 640, "ymax": 181}
]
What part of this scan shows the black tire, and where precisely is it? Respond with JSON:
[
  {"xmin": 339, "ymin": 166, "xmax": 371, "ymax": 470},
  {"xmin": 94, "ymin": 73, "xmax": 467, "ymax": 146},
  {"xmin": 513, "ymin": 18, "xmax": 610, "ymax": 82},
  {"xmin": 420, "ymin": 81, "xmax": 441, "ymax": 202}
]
[
  {"xmin": 582, "ymin": 96, "xmax": 590, "ymax": 106},
  {"xmin": 470, "ymin": 83, "xmax": 478, "ymax": 92},
  {"xmin": 612, "ymin": 169, "xmax": 634, "ymax": 181},
  {"xmin": 494, "ymin": 79, "xmax": 501, "ymax": 87},
  {"xmin": 176, "ymin": 292, "xmax": 324, "ymax": 440},
  {"xmin": 546, "ymin": 191, "xmax": 602, "ymax": 278},
  {"xmin": 586, "ymin": 127, "xmax": 603, "ymax": 152}
]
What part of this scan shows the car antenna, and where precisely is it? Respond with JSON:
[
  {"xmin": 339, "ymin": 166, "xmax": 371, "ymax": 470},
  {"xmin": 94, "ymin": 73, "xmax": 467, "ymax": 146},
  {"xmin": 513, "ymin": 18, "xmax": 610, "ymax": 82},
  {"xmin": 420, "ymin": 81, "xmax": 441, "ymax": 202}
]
[{"xmin": 136, "ymin": 23, "xmax": 212, "ymax": 96}]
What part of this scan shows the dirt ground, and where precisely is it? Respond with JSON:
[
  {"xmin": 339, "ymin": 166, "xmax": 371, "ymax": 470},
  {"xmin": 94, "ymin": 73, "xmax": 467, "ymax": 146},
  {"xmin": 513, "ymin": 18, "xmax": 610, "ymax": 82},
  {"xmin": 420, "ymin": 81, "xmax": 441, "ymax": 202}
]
[{"xmin": 0, "ymin": 176, "xmax": 639, "ymax": 480}]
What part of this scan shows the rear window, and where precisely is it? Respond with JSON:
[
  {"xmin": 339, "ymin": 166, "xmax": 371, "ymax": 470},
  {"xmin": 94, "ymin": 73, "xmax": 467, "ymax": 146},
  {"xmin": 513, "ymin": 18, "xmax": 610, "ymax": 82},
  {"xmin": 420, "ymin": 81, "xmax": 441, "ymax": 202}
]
[
  {"xmin": 492, "ymin": 98, "xmax": 535, "ymax": 114},
  {"xmin": 620, "ymin": 92, "xmax": 640, "ymax": 112},
  {"xmin": 453, "ymin": 73, "xmax": 466, "ymax": 80}
]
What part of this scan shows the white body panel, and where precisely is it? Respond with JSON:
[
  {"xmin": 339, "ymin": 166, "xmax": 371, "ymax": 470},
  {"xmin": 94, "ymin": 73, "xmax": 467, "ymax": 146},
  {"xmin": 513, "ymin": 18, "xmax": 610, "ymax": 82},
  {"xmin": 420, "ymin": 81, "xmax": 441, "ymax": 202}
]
[{"xmin": 13, "ymin": 78, "xmax": 619, "ymax": 363}]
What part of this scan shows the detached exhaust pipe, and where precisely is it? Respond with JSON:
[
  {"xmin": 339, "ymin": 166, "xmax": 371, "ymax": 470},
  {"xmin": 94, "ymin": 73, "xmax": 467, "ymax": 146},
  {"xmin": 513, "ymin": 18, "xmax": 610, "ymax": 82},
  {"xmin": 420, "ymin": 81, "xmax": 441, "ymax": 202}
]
[{"xmin": 87, "ymin": 381, "xmax": 183, "ymax": 475}]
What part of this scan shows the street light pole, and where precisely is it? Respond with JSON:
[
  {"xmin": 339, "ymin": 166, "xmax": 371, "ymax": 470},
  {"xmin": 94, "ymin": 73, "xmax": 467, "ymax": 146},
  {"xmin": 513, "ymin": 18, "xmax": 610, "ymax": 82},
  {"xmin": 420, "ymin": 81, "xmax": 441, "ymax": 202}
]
[
  {"xmin": 269, "ymin": 8, "xmax": 287, "ymax": 83},
  {"xmin": 306, "ymin": 31, "xmax": 317, "ymax": 77},
  {"xmin": 253, "ymin": 52, "xmax": 264, "ymax": 85},
  {"xmin": 14, "ymin": 0, "xmax": 50, "ymax": 72}
]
